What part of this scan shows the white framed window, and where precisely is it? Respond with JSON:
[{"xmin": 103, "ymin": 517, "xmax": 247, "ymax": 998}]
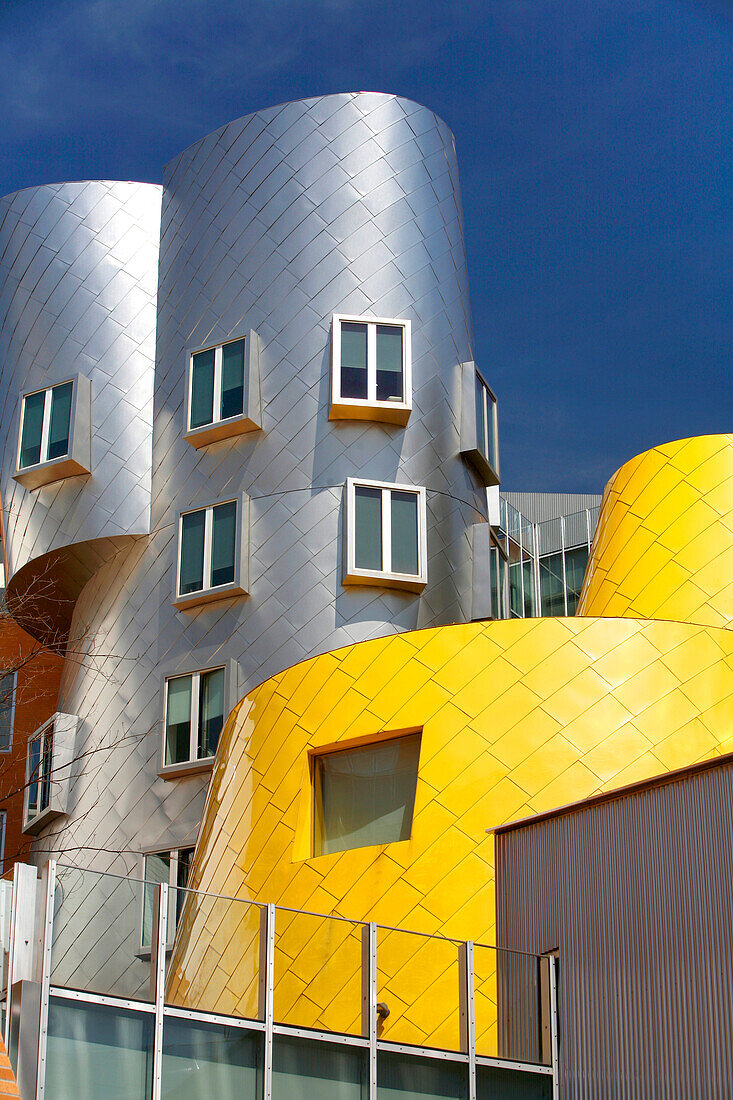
[
  {"xmin": 23, "ymin": 713, "xmax": 75, "ymax": 834},
  {"xmin": 344, "ymin": 477, "xmax": 427, "ymax": 592},
  {"xmin": 0, "ymin": 672, "xmax": 16, "ymax": 752},
  {"xmin": 163, "ymin": 667, "xmax": 225, "ymax": 772},
  {"xmin": 330, "ymin": 314, "xmax": 412, "ymax": 424},
  {"xmin": 184, "ymin": 332, "xmax": 261, "ymax": 447},
  {"xmin": 313, "ymin": 732, "xmax": 421, "ymax": 856},
  {"xmin": 141, "ymin": 848, "xmax": 194, "ymax": 951},
  {"xmin": 25, "ymin": 719, "xmax": 53, "ymax": 827},
  {"xmin": 14, "ymin": 374, "xmax": 91, "ymax": 489},
  {"xmin": 174, "ymin": 495, "xmax": 249, "ymax": 609}
]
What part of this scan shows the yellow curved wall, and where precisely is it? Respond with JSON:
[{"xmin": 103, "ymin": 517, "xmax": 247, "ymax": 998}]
[{"xmin": 578, "ymin": 434, "xmax": 733, "ymax": 627}]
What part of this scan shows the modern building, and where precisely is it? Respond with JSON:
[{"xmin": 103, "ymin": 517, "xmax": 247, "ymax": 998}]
[{"xmin": 0, "ymin": 91, "xmax": 730, "ymax": 1100}]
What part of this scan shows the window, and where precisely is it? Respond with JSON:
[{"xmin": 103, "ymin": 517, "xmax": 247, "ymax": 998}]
[
  {"xmin": 174, "ymin": 496, "xmax": 249, "ymax": 609},
  {"xmin": 141, "ymin": 848, "xmax": 194, "ymax": 950},
  {"xmin": 330, "ymin": 314, "xmax": 412, "ymax": 424},
  {"xmin": 185, "ymin": 333, "xmax": 261, "ymax": 447},
  {"xmin": 26, "ymin": 720, "xmax": 54, "ymax": 826},
  {"xmin": 14, "ymin": 375, "xmax": 91, "ymax": 489},
  {"xmin": 313, "ymin": 733, "xmax": 421, "ymax": 856},
  {"xmin": 344, "ymin": 478, "xmax": 427, "ymax": 592},
  {"xmin": 475, "ymin": 372, "xmax": 498, "ymax": 474},
  {"xmin": 0, "ymin": 672, "xmax": 15, "ymax": 752},
  {"xmin": 459, "ymin": 363, "xmax": 499, "ymax": 486},
  {"xmin": 490, "ymin": 539, "xmax": 509, "ymax": 620},
  {"xmin": 164, "ymin": 667, "xmax": 225, "ymax": 770}
]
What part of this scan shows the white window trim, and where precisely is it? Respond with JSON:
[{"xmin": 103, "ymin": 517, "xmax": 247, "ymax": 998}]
[
  {"xmin": 344, "ymin": 477, "xmax": 428, "ymax": 592},
  {"xmin": 160, "ymin": 666, "xmax": 225, "ymax": 777},
  {"xmin": 140, "ymin": 847, "xmax": 194, "ymax": 952},
  {"xmin": 0, "ymin": 672, "xmax": 16, "ymax": 754},
  {"xmin": 184, "ymin": 331, "xmax": 261, "ymax": 448},
  {"xmin": 173, "ymin": 494, "xmax": 250, "ymax": 610},
  {"xmin": 330, "ymin": 314, "xmax": 412, "ymax": 425},
  {"xmin": 13, "ymin": 374, "xmax": 91, "ymax": 490}
]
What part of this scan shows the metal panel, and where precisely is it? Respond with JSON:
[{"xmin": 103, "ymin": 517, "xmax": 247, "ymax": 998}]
[{"xmin": 495, "ymin": 759, "xmax": 733, "ymax": 1098}]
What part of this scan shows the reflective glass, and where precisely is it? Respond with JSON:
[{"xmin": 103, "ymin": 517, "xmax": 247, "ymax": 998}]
[
  {"xmin": 199, "ymin": 666, "xmax": 224, "ymax": 758},
  {"xmin": 539, "ymin": 552, "xmax": 565, "ymax": 617},
  {"xmin": 378, "ymin": 1052, "xmax": 466, "ymax": 1098},
  {"xmin": 40, "ymin": 727, "xmax": 52, "ymax": 812},
  {"xmin": 47, "ymin": 381, "xmax": 73, "ymax": 460},
  {"xmin": 46, "ymin": 997, "xmax": 153, "ymax": 1100},
  {"xmin": 476, "ymin": 1066, "xmax": 552, "ymax": 1099},
  {"xmin": 221, "ymin": 338, "xmax": 245, "ymax": 420},
  {"xmin": 211, "ymin": 501, "xmax": 236, "ymax": 587},
  {"xmin": 0, "ymin": 673, "xmax": 13, "ymax": 751},
  {"xmin": 165, "ymin": 676, "xmax": 192, "ymax": 765},
  {"xmin": 564, "ymin": 545, "xmax": 589, "ymax": 615},
  {"xmin": 316, "ymin": 733, "xmax": 420, "ymax": 855},
  {"xmin": 27, "ymin": 735, "xmax": 41, "ymax": 816},
  {"xmin": 190, "ymin": 348, "xmax": 215, "ymax": 428},
  {"xmin": 273, "ymin": 1035, "xmax": 365, "ymax": 1100},
  {"xmin": 142, "ymin": 853, "xmax": 170, "ymax": 950},
  {"xmin": 162, "ymin": 1016, "xmax": 260, "ymax": 1099},
  {"xmin": 341, "ymin": 322, "xmax": 368, "ymax": 399},
  {"xmin": 354, "ymin": 486, "xmax": 382, "ymax": 571},
  {"xmin": 490, "ymin": 546, "xmax": 501, "ymax": 619},
  {"xmin": 376, "ymin": 324, "xmax": 403, "ymax": 401},
  {"xmin": 390, "ymin": 491, "xmax": 419, "ymax": 575},
  {"xmin": 175, "ymin": 848, "xmax": 194, "ymax": 924},
  {"xmin": 475, "ymin": 374, "xmax": 486, "ymax": 458},
  {"xmin": 508, "ymin": 541, "xmax": 523, "ymax": 618},
  {"xmin": 179, "ymin": 510, "xmax": 206, "ymax": 595},
  {"xmin": 485, "ymin": 390, "xmax": 497, "ymax": 469},
  {"xmin": 522, "ymin": 557, "xmax": 534, "ymax": 617},
  {"xmin": 19, "ymin": 390, "xmax": 45, "ymax": 468}
]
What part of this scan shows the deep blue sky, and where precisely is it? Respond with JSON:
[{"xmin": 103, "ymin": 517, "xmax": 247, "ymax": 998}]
[{"xmin": 2, "ymin": 0, "xmax": 731, "ymax": 491}]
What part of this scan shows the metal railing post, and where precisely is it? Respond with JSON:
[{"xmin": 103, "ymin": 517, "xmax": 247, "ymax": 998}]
[
  {"xmin": 258, "ymin": 904, "xmax": 275, "ymax": 1100},
  {"xmin": 151, "ymin": 881, "xmax": 168, "ymax": 1100},
  {"xmin": 549, "ymin": 954, "xmax": 560, "ymax": 1099},
  {"xmin": 3, "ymin": 865, "xmax": 19, "ymax": 1051},
  {"xmin": 458, "ymin": 941, "xmax": 476, "ymax": 1100},
  {"xmin": 362, "ymin": 922, "xmax": 377, "ymax": 1100},
  {"xmin": 35, "ymin": 860, "xmax": 56, "ymax": 1100}
]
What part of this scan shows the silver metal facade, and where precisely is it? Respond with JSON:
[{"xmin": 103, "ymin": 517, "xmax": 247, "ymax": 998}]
[{"xmin": 0, "ymin": 95, "xmax": 488, "ymax": 894}]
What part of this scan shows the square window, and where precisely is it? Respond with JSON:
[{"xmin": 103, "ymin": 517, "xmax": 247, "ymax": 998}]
[
  {"xmin": 174, "ymin": 497, "xmax": 249, "ymax": 609},
  {"xmin": 330, "ymin": 315, "xmax": 411, "ymax": 425},
  {"xmin": 460, "ymin": 363, "xmax": 499, "ymax": 486},
  {"xmin": 163, "ymin": 667, "xmax": 225, "ymax": 769},
  {"xmin": 344, "ymin": 478, "xmax": 427, "ymax": 591},
  {"xmin": 184, "ymin": 333, "xmax": 261, "ymax": 447},
  {"xmin": 14, "ymin": 375, "xmax": 91, "ymax": 490},
  {"xmin": 141, "ymin": 847, "xmax": 194, "ymax": 950},
  {"xmin": 313, "ymin": 733, "xmax": 421, "ymax": 856}
]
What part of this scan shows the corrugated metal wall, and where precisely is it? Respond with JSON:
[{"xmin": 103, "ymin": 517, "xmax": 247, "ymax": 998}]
[
  {"xmin": 495, "ymin": 761, "xmax": 733, "ymax": 1098},
  {"xmin": 501, "ymin": 492, "xmax": 602, "ymax": 525}
]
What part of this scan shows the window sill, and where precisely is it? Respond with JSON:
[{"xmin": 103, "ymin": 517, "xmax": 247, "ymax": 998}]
[
  {"xmin": 461, "ymin": 446, "xmax": 500, "ymax": 487},
  {"xmin": 184, "ymin": 415, "xmax": 261, "ymax": 449},
  {"xmin": 343, "ymin": 569, "xmax": 426, "ymax": 594},
  {"xmin": 14, "ymin": 456, "xmax": 91, "ymax": 491},
  {"xmin": 23, "ymin": 806, "xmax": 65, "ymax": 836},
  {"xmin": 174, "ymin": 581, "xmax": 248, "ymax": 611},
  {"xmin": 159, "ymin": 758, "xmax": 215, "ymax": 780},
  {"xmin": 329, "ymin": 399, "xmax": 410, "ymax": 426}
]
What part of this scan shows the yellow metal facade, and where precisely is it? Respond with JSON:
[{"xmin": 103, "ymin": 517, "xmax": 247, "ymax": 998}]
[{"xmin": 168, "ymin": 434, "xmax": 733, "ymax": 1049}]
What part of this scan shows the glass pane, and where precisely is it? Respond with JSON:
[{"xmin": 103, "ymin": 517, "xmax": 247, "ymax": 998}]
[
  {"xmin": 522, "ymin": 557, "xmax": 534, "ymax": 618},
  {"xmin": 46, "ymin": 998, "xmax": 153, "ymax": 1100},
  {"xmin": 162, "ymin": 1016, "xmax": 261, "ymax": 1099},
  {"xmin": 376, "ymin": 324, "xmax": 403, "ymax": 402},
  {"xmin": 539, "ymin": 552, "xmax": 565, "ymax": 617},
  {"xmin": 564, "ymin": 546, "xmax": 589, "ymax": 615},
  {"xmin": 340, "ymin": 322, "xmax": 368, "ymax": 400},
  {"xmin": 174, "ymin": 849, "xmax": 194, "ymax": 926},
  {"xmin": 220, "ymin": 338, "xmax": 245, "ymax": 420},
  {"xmin": 165, "ymin": 677, "xmax": 192, "ymax": 765},
  {"xmin": 490, "ymin": 547, "xmax": 503, "ymax": 620},
  {"xmin": 354, "ymin": 486, "xmax": 382, "ymax": 571},
  {"xmin": 273, "ymin": 1035, "xmax": 365, "ymax": 1100},
  {"xmin": 179, "ymin": 510, "xmax": 205, "ymax": 595},
  {"xmin": 199, "ymin": 667, "xmax": 224, "ymax": 759},
  {"xmin": 475, "ymin": 375, "xmax": 486, "ymax": 458},
  {"xmin": 378, "ymin": 1052, "xmax": 466, "ymax": 1099},
  {"xmin": 190, "ymin": 348, "xmax": 215, "ymax": 429},
  {"xmin": 211, "ymin": 501, "xmax": 236, "ymax": 588},
  {"xmin": 316, "ymin": 733, "xmax": 420, "ymax": 856},
  {"xmin": 0, "ymin": 673, "xmax": 13, "ymax": 751},
  {"xmin": 142, "ymin": 853, "xmax": 170, "ymax": 950},
  {"xmin": 274, "ymin": 912, "xmax": 363, "ymax": 1034},
  {"xmin": 377, "ymin": 928, "xmax": 461, "ymax": 1051},
  {"xmin": 476, "ymin": 1066, "xmax": 552, "ymax": 1099},
  {"xmin": 508, "ymin": 541, "xmax": 522, "ymax": 619},
  {"xmin": 40, "ymin": 728, "xmax": 52, "ymax": 812},
  {"xmin": 19, "ymin": 390, "xmax": 45, "ymax": 468},
  {"xmin": 390, "ymin": 491, "xmax": 419, "ymax": 575},
  {"xmin": 485, "ymin": 391, "xmax": 497, "ymax": 469},
  {"xmin": 47, "ymin": 380, "xmax": 73, "ymax": 460},
  {"xmin": 27, "ymin": 736, "xmax": 41, "ymax": 816}
]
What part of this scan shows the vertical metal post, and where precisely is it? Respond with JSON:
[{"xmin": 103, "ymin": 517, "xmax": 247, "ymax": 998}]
[
  {"xmin": 458, "ymin": 941, "xmax": 476, "ymax": 1100},
  {"xmin": 258, "ymin": 904, "xmax": 275, "ymax": 1100},
  {"xmin": 532, "ymin": 522, "xmax": 541, "ymax": 617},
  {"xmin": 548, "ymin": 954, "xmax": 560, "ymax": 1099},
  {"xmin": 3, "ymin": 865, "xmax": 19, "ymax": 1050},
  {"xmin": 560, "ymin": 515, "xmax": 568, "ymax": 616},
  {"xmin": 361, "ymin": 922, "xmax": 377, "ymax": 1100},
  {"xmin": 586, "ymin": 507, "xmax": 592, "ymax": 551},
  {"xmin": 151, "ymin": 881, "xmax": 168, "ymax": 1100},
  {"xmin": 35, "ymin": 860, "xmax": 56, "ymax": 1100}
]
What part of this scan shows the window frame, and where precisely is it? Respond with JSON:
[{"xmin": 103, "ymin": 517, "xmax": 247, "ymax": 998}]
[
  {"xmin": 184, "ymin": 331, "xmax": 261, "ymax": 448},
  {"xmin": 344, "ymin": 477, "xmax": 428, "ymax": 592},
  {"xmin": 330, "ymin": 314, "xmax": 412, "ymax": 425},
  {"xmin": 459, "ymin": 361, "xmax": 500, "ymax": 486},
  {"xmin": 140, "ymin": 846, "xmax": 195, "ymax": 952},
  {"xmin": 173, "ymin": 494, "xmax": 250, "ymax": 610},
  {"xmin": 160, "ymin": 661, "xmax": 235, "ymax": 778},
  {"xmin": 13, "ymin": 373, "xmax": 91, "ymax": 490},
  {"xmin": 22, "ymin": 712, "xmax": 75, "ymax": 835},
  {"xmin": 0, "ymin": 671, "xmax": 16, "ymax": 753}
]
